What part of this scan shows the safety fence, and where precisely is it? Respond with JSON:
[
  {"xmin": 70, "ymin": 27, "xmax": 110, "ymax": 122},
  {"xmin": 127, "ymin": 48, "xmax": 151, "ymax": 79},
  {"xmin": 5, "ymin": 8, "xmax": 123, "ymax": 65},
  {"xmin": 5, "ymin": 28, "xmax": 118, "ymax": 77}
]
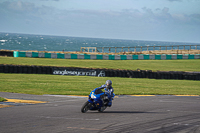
[
  {"xmin": 1, "ymin": 64, "xmax": 200, "ymax": 80},
  {"xmin": 81, "ymin": 45, "xmax": 200, "ymax": 53},
  {"xmin": 13, "ymin": 51, "xmax": 200, "ymax": 60}
]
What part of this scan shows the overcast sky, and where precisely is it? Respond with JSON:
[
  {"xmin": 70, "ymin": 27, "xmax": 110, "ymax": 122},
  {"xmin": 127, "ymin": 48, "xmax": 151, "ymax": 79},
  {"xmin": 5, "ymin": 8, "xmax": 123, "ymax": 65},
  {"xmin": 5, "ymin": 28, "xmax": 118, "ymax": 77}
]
[{"xmin": 0, "ymin": 0, "xmax": 200, "ymax": 43}]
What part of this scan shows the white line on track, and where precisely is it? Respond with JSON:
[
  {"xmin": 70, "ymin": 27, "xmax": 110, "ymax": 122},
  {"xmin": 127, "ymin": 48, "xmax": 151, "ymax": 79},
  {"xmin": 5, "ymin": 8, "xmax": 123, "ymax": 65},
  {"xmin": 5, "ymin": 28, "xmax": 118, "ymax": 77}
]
[{"xmin": 38, "ymin": 116, "xmax": 99, "ymax": 121}]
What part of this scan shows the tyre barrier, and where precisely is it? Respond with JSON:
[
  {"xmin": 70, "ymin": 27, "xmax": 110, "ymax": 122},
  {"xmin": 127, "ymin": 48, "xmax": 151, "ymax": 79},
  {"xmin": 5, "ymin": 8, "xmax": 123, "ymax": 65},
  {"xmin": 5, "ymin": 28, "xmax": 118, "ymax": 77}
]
[
  {"xmin": 0, "ymin": 51, "xmax": 13, "ymax": 57},
  {"xmin": 0, "ymin": 64, "xmax": 200, "ymax": 80}
]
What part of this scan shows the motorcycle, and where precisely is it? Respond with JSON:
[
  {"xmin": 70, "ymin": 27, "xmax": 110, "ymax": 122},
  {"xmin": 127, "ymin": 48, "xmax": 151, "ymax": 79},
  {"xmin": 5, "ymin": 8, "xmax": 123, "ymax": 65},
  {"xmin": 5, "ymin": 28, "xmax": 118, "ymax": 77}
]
[{"xmin": 81, "ymin": 87, "xmax": 115, "ymax": 113}]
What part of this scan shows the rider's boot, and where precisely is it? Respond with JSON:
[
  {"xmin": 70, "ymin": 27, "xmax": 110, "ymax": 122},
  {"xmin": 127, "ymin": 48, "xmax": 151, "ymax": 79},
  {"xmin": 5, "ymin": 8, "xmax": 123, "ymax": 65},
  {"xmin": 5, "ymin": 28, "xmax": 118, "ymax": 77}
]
[
  {"xmin": 107, "ymin": 100, "xmax": 112, "ymax": 107},
  {"xmin": 100, "ymin": 99, "xmax": 106, "ymax": 111}
]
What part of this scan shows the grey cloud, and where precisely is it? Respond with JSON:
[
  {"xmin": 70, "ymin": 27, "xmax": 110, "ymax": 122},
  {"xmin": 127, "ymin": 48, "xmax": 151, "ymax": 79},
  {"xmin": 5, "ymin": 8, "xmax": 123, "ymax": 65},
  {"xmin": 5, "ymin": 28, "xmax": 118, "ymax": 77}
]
[
  {"xmin": 118, "ymin": 7, "xmax": 173, "ymax": 23},
  {"xmin": 170, "ymin": 13, "xmax": 200, "ymax": 24},
  {"xmin": 0, "ymin": 1, "xmax": 196, "ymax": 26},
  {"xmin": 62, "ymin": 6, "xmax": 199, "ymax": 26},
  {"xmin": 0, "ymin": 1, "xmax": 57, "ymax": 28},
  {"xmin": 1, "ymin": 0, "xmax": 199, "ymax": 42},
  {"xmin": 190, "ymin": 14, "xmax": 200, "ymax": 19},
  {"xmin": 0, "ymin": 1, "xmax": 56, "ymax": 16},
  {"xmin": 155, "ymin": 8, "xmax": 161, "ymax": 11},
  {"xmin": 142, "ymin": 7, "xmax": 154, "ymax": 15},
  {"xmin": 161, "ymin": 7, "xmax": 172, "ymax": 20},
  {"xmin": 162, "ymin": 7, "xmax": 169, "ymax": 14},
  {"xmin": 189, "ymin": 13, "xmax": 200, "ymax": 24},
  {"xmin": 7, "ymin": 1, "xmax": 35, "ymax": 12},
  {"xmin": 168, "ymin": 0, "xmax": 200, "ymax": 2},
  {"xmin": 167, "ymin": 0, "xmax": 182, "ymax": 2},
  {"xmin": 40, "ymin": 0, "xmax": 59, "ymax": 1}
]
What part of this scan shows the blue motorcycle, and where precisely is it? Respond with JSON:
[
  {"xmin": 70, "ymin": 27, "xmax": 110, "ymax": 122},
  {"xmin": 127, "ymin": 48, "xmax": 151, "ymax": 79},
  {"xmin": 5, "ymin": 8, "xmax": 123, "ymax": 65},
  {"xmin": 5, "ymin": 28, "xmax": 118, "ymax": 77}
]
[{"xmin": 81, "ymin": 88, "xmax": 115, "ymax": 113}]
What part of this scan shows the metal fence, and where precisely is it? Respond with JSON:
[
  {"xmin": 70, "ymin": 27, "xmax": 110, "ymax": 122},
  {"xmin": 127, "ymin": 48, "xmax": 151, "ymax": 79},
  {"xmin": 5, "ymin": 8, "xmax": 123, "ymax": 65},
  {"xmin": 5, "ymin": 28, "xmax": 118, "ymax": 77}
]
[{"xmin": 81, "ymin": 45, "xmax": 200, "ymax": 53}]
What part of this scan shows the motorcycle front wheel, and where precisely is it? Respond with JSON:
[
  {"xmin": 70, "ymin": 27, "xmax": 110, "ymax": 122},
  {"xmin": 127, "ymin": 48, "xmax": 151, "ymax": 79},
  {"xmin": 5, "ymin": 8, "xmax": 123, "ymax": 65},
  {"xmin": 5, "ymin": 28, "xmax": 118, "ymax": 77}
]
[{"xmin": 81, "ymin": 101, "xmax": 91, "ymax": 113}]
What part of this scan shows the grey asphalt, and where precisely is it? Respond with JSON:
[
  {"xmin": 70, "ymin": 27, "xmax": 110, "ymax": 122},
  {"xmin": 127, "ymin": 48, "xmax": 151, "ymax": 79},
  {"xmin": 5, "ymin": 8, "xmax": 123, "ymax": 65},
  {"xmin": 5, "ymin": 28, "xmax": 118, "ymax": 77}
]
[{"xmin": 0, "ymin": 92, "xmax": 200, "ymax": 133}]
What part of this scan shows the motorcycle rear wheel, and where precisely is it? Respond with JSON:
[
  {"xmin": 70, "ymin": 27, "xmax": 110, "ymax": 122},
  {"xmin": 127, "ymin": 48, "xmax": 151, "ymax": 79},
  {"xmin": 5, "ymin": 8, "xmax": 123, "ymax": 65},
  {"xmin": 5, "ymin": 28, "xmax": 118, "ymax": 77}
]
[
  {"xmin": 98, "ymin": 106, "xmax": 107, "ymax": 112},
  {"xmin": 81, "ymin": 101, "xmax": 91, "ymax": 113}
]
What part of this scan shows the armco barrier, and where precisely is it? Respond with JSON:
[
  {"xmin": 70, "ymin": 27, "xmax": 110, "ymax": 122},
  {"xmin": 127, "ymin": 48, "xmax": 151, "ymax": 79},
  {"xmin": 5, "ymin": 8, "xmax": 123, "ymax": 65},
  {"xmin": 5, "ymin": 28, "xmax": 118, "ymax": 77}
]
[
  {"xmin": 0, "ymin": 64, "xmax": 200, "ymax": 81},
  {"xmin": 1, "ymin": 50, "xmax": 200, "ymax": 60},
  {"xmin": 12, "ymin": 51, "xmax": 200, "ymax": 60}
]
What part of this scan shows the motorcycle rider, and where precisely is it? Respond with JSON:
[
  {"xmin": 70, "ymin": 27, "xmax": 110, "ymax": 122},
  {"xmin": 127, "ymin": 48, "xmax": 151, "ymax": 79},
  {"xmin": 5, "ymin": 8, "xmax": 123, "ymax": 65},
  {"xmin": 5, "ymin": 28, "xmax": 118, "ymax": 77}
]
[{"xmin": 97, "ymin": 80, "xmax": 114, "ymax": 107}]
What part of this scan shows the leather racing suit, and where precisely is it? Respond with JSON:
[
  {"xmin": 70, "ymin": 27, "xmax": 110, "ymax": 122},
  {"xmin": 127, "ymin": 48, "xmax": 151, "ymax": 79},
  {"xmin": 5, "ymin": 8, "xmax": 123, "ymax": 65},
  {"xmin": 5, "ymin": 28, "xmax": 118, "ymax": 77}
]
[{"xmin": 97, "ymin": 84, "xmax": 114, "ymax": 107}]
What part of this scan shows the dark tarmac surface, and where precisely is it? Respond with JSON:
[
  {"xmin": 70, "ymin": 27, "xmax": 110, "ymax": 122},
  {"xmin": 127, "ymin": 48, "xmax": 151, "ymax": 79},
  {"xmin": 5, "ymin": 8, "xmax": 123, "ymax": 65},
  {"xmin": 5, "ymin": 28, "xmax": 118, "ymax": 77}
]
[{"xmin": 0, "ymin": 92, "xmax": 200, "ymax": 133}]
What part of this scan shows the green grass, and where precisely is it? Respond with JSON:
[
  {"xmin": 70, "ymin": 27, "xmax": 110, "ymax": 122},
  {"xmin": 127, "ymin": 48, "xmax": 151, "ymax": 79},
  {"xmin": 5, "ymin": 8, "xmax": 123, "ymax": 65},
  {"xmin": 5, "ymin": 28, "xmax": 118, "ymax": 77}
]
[
  {"xmin": 0, "ymin": 97, "xmax": 7, "ymax": 102},
  {"xmin": 0, "ymin": 57, "xmax": 200, "ymax": 72},
  {"xmin": 0, "ymin": 73, "xmax": 199, "ymax": 95},
  {"xmin": 0, "ymin": 57, "xmax": 200, "ymax": 96}
]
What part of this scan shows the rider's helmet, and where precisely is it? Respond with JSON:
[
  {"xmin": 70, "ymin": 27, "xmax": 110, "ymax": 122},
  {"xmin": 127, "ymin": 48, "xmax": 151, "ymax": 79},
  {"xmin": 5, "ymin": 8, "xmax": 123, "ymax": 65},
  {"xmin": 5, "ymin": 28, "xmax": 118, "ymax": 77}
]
[{"xmin": 105, "ymin": 80, "xmax": 112, "ymax": 89}]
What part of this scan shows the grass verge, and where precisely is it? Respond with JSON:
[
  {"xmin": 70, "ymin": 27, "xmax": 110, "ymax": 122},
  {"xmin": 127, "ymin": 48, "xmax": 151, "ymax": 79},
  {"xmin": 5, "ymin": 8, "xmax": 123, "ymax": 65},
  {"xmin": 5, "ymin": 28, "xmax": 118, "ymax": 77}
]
[
  {"xmin": 0, "ymin": 73, "xmax": 200, "ymax": 95},
  {"xmin": 0, "ymin": 97, "xmax": 7, "ymax": 102},
  {"xmin": 0, "ymin": 57, "xmax": 200, "ymax": 72}
]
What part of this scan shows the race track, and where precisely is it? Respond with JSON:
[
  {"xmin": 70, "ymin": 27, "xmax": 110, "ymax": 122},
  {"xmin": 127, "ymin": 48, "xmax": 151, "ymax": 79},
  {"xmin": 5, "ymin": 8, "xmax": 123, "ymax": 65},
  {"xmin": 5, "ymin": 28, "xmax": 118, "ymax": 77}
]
[{"xmin": 0, "ymin": 92, "xmax": 200, "ymax": 133}]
